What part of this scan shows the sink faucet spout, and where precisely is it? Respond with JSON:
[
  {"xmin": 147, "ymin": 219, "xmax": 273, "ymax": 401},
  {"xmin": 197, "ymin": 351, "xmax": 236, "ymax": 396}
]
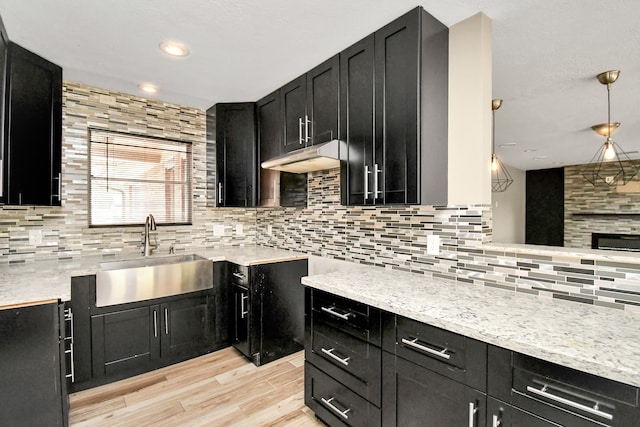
[{"xmin": 143, "ymin": 214, "xmax": 157, "ymax": 256}]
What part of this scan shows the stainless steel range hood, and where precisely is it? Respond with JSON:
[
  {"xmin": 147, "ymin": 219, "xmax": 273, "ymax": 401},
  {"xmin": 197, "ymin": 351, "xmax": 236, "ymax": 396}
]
[{"xmin": 260, "ymin": 139, "xmax": 345, "ymax": 173}]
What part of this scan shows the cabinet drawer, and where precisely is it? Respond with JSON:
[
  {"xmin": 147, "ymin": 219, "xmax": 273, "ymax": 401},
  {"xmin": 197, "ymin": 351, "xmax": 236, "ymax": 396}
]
[
  {"xmin": 307, "ymin": 321, "xmax": 381, "ymax": 406},
  {"xmin": 305, "ymin": 361, "xmax": 381, "ymax": 427},
  {"xmin": 311, "ymin": 289, "xmax": 381, "ymax": 345},
  {"xmin": 388, "ymin": 314, "xmax": 486, "ymax": 390},
  {"xmin": 489, "ymin": 345, "xmax": 640, "ymax": 426}
]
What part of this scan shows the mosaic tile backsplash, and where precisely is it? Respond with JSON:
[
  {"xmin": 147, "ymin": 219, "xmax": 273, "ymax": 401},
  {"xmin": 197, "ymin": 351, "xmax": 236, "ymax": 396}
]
[{"xmin": 1, "ymin": 82, "xmax": 640, "ymax": 312}]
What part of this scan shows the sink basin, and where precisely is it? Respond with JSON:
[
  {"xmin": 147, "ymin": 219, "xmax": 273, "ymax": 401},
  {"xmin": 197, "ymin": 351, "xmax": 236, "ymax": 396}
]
[{"xmin": 96, "ymin": 253, "xmax": 213, "ymax": 307}]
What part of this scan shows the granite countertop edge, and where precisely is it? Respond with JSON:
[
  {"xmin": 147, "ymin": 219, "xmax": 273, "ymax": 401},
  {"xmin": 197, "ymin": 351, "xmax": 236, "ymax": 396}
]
[{"xmin": 301, "ymin": 269, "xmax": 640, "ymax": 389}]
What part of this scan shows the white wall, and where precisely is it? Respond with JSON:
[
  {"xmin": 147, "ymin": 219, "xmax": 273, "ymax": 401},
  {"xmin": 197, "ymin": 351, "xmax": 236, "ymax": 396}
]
[
  {"xmin": 448, "ymin": 12, "xmax": 492, "ymax": 205},
  {"xmin": 492, "ymin": 164, "xmax": 526, "ymax": 243}
]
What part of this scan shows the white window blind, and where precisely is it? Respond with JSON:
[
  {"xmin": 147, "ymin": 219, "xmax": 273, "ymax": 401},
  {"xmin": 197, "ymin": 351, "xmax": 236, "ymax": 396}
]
[{"xmin": 89, "ymin": 129, "xmax": 193, "ymax": 227}]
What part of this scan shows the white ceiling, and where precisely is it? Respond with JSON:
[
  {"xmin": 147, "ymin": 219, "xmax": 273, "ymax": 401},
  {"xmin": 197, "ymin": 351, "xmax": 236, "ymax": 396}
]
[{"xmin": 0, "ymin": 0, "xmax": 639, "ymax": 171}]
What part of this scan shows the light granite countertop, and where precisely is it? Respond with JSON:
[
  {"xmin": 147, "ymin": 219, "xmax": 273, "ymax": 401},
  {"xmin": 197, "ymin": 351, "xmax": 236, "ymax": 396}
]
[
  {"xmin": 302, "ymin": 268, "xmax": 640, "ymax": 388},
  {"xmin": 0, "ymin": 245, "xmax": 307, "ymax": 309}
]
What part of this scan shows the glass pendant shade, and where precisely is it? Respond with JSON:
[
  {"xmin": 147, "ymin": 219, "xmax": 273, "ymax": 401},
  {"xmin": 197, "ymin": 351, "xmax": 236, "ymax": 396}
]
[{"xmin": 491, "ymin": 99, "xmax": 513, "ymax": 192}]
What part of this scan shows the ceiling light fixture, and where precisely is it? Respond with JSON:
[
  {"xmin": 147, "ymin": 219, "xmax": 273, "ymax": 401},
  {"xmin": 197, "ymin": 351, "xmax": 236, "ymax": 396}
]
[
  {"xmin": 582, "ymin": 70, "xmax": 638, "ymax": 186},
  {"xmin": 491, "ymin": 99, "xmax": 513, "ymax": 192},
  {"xmin": 138, "ymin": 83, "xmax": 159, "ymax": 94},
  {"xmin": 159, "ymin": 41, "xmax": 190, "ymax": 57}
]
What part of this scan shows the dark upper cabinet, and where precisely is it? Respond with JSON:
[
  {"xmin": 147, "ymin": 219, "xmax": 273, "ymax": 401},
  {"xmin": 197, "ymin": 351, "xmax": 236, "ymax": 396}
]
[
  {"xmin": 282, "ymin": 75, "xmax": 307, "ymax": 153},
  {"xmin": 1, "ymin": 41, "xmax": 62, "ymax": 206},
  {"xmin": 281, "ymin": 55, "xmax": 339, "ymax": 154},
  {"xmin": 306, "ymin": 55, "xmax": 339, "ymax": 146},
  {"xmin": 257, "ymin": 90, "xmax": 308, "ymax": 208},
  {"xmin": 210, "ymin": 102, "xmax": 257, "ymax": 207},
  {"xmin": 340, "ymin": 35, "xmax": 375, "ymax": 206},
  {"xmin": 340, "ymin": 7, "xmax": 448, "ymax": 206}
]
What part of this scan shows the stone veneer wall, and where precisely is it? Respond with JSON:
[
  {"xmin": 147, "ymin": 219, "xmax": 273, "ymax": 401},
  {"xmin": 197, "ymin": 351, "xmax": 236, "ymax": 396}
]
[
  {"xmin": 257, "ymin": 168, "xmax": 640, "ymax": 312},
  {"xmin": 0, "ymin": 82, "xmax": 255, "ymax": 262},
  {"xmin": 564, "ymin": 162, "xmax": 640, "ymax": 248}
]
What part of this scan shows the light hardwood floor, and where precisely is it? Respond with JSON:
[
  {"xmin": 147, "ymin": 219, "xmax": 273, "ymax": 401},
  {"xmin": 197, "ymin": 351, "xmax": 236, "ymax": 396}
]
[{"xmin": 69, "ymin": 347, "xmax": 325, "ymax": 426}]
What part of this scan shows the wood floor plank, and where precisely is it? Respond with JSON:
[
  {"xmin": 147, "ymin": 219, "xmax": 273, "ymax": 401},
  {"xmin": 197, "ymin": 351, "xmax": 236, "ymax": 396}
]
[{"xmin": 69, "ymin": 348, "xmax": 324, "ymax": 427}]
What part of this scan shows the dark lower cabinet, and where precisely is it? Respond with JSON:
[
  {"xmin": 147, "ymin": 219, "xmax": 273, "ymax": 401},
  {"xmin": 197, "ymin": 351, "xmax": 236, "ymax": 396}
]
[
  {"xmin": 382, "ymin": 351, "xmax": 486, "ymax": 427},
  {"xmin": 90, "ymin": 293, "xmax": 213, "ymax": 383},
  {"xmin": 487, "ymin": 397, "xmax": 561, "ymax": 427},
  {"xmin": 71, "ymin": 261, "xmax": 228, "ymax": 392},
  {"xmin": 0, "ymin": 302, "xmax": 68, "ymax": 426},
  {"xmin": 305, "ymin": 361, "xmax": 381, "ymax": 427},
  {"xmin": 229, "ymin": 259, "xmax": 308, "ymax": 366}
]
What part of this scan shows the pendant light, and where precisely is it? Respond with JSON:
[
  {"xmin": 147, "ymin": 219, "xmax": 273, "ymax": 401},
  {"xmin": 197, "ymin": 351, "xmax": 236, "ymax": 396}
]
[
  {"xmin": 582, "ymin": 70, "xmax": 638, "ymax": 186},
  {"xmin": 491, "ymin": 99, "xmax": 513, "ymax": 192}
]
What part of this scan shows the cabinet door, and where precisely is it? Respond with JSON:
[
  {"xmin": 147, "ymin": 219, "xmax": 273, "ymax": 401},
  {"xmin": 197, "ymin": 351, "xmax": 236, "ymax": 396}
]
[
  {"xmin": 281, "ymin": 74, "xmax": 307, "ymax": 153},
  {"xmin": 91, "ymin": 306, "xmax": 159, "ymax": 379},
  {"xmin": 375, "ymin": 10, "xmax": 419, "ymax": 204},
  {"xmin": 340, "ymin": 35, "xmax": 375, "ymax": 206},
  {"xmin": 231, "ymin": 283, "xmax": 250, "ymax": 357},
  {"xmin": 161, "ymin": 294, "xmax": 212, "ymax": 362},
  {"xmin": 382, "ymin": 352, "xmax": 486, "ymax": 427},
  {"xmin": 257, "ymin": 90, "xmax": 281, "ymax": 207},
  {"xmin": 307, "ymin": 55, "xmax": 339, "ymax": 146},
  {"xmin": 0, "ymin": 303, "xmax": 66, "ymax": 427},
  {"xmin": 487, "ymin": 398, "xmax": 561, "ymax": 427},
  {"xmin": 4, "ymin": 42, "xmax": 62, "ymax": 206},
  {"xmin": 215, "ymin": 103, "xmax": 257, "ymax": 207}
]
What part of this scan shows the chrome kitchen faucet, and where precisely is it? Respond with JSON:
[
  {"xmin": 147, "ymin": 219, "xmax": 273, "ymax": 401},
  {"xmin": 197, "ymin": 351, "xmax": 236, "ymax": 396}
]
[{"xmin": 143, "ymin": 214, "xmax": 157, "ymax": 256}]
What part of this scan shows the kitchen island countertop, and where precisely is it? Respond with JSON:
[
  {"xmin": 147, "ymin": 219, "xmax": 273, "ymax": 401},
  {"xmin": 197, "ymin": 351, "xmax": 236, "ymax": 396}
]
[
  {"xmin": 0, "ymin": 245, "xmax": 307, "ymax": 309},
  {"xmin": 302, "ymin": 267, "xmax": 640, "ymax": 389}
]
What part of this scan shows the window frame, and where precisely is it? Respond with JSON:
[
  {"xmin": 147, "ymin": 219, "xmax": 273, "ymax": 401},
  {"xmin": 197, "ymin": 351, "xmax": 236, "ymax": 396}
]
[{"xmin": 87, "ymin": 128, "xmax": 194, "ymax": 228}]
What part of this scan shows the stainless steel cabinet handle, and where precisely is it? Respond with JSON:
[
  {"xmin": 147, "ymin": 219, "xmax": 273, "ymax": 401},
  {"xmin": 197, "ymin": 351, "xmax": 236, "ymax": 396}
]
[
  {"xmin": 492, "ymin": 414, "xmax": 500, "ymax": 427},
  {"xmin": 51, "ymin": 172, "xmax": 62, "ymax": 201},
  {"xmin": 373, "ymin": 164, "xmax": 381, "ymax": 198},
  {"xmin": 218, "ymin": 182, "xmax": 223, "ymax": 204},
  {"xmin": 0, "ymin": 162, "xmax": 3, "ymax": 197},
  {"xmin": 240, "ymin": 294, "xmax": 249, "ymax": 319},
  {"xmin": 364, "ymin": 165, "xmax": 371, "ymax": 200},
  {"xmin": 153, "ymin": 310, "xmax": 158, "ymax": 337},
  {"xmin": 321, "ymin": 306, "xmax": 353, "ymax": 321},
  {"xmin": 321, "ymin": 347, "xmax": 351, "ymax": 366},
  {"xmin": 232, "ymin": 272, "xmax": 245, "ymax": 280},
  {"xmin": 401, "ymin": 337, "xmax": 451, "ymax": 360},
  {"xmin": 321, "ymin": 397, "xmax": 351, "ymax": 420},
  {"xmin": 526, "ymin": 385, "xmax": 613, "ymax": 420},
  {"xmin": 164, "ymin": 308, "xmax": 169, "ymax": 335},
  {"xmin": 468, "ymin": 402, "xmax": 478, "ymax": 427},
  {"xmin": 298, "ymin": 117, "xmax": 304, "ymax": 144},
  {"xmin": 305, "ymin": 115, "xmax": 311, "ymax": 143}
]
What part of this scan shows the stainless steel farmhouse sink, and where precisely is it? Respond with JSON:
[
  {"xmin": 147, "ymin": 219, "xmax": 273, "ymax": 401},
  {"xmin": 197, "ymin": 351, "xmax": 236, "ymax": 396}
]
[{"xmin": 96, "ymin": 254, "xmax": 213, "ymax": 307}]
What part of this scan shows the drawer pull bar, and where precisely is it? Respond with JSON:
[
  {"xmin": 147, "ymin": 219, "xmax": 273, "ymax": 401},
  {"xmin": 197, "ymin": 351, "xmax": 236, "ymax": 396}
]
[
  {"xmin": 321, "ymin": 397, "xmax": 351, "ymax": 420},
  {"xmin": 492, "ymin": 414, "xmax": 501, "ymax": 427},
  {"xmin": 321, "ymin": 306, "xmax": 354, "ymax": 321},
  {"xmin": 526, "ymin": 385, "xmax": 613, "ymax": 421},
  {"xmin": 232, "ymin": 272, "xmax": 245, "ymax": 280},
  {"xmin": 401, "ymin": 337, "xmax": 451, "ymax": 360},
  {"xmin": 321, "ymin": 347, "xmax": 351, "ymax": 366}
]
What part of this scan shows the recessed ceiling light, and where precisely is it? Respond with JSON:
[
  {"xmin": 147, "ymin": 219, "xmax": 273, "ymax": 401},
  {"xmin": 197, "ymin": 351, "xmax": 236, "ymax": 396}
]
[
  {"xmin": 499, "ymin": 143, "xmax": 516, "ymax": 148},
  {"xmin": 159, "ymin": 41, "xmax": 190, "ymax": 57},
  {"xmin": 552, "ymin": 161, "xmax": 564, "ymax": 165},
  {"xmin": 524, "ymin": 149, "xmax": 537, "ymax": 153},
  {"xmin": 533, "ymin": 156, "xmax": 548, "ymax": 160},
  {"xmin": 138, "ymin": 83, "xmax": 159, "ymax": 94}
]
